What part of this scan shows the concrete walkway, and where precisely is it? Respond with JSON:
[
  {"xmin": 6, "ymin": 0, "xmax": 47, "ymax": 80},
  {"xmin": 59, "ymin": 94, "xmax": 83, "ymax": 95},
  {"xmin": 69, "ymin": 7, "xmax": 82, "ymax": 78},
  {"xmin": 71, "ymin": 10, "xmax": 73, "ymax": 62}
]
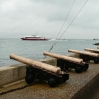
[{"xmin": 0, "ymin": 62, "xmax": 99, "ymax": 99}]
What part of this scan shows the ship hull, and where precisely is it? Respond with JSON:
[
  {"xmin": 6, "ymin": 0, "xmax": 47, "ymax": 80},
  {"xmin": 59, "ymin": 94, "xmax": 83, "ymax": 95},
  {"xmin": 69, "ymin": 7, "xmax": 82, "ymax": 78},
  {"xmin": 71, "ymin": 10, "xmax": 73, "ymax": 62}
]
[{"xmin": 21, "ymin": 38, "xmax": 49, "ymax": 41}]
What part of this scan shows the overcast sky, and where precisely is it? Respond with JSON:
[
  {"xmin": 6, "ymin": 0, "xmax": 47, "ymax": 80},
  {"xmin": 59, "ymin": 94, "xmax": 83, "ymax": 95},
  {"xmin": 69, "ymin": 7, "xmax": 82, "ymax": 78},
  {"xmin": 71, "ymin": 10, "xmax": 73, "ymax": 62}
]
[{"xmin": 0, "ymin": 0, "xmax": 99, "ymax": 39}]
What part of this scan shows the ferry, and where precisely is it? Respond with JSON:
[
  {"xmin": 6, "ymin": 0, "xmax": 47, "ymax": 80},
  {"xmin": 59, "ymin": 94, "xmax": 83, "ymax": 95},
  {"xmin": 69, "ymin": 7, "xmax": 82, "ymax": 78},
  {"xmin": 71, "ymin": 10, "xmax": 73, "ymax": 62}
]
[{"xmin": 21, "ymin": 35, "xmax": 49, "ymax": 41}]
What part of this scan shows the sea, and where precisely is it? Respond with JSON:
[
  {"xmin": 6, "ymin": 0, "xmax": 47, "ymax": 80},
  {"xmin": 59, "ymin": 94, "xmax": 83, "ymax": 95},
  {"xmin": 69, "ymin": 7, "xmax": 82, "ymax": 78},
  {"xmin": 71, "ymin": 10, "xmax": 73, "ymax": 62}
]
[{"xmin": 0, "ymin": 38, "xmax": 98, "ymax": 67}]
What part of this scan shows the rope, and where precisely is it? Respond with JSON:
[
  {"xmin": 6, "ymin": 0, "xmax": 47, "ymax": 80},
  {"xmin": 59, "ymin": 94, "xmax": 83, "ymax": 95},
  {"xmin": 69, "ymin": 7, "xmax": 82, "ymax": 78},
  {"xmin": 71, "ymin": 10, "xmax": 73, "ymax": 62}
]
[
  {"xmin": 48, "ymin": 0, "xmax": 75, "ymax": 52},
  {"xmin": 48, "ymin": 0, "xmax": 89, "ymax": 52}
]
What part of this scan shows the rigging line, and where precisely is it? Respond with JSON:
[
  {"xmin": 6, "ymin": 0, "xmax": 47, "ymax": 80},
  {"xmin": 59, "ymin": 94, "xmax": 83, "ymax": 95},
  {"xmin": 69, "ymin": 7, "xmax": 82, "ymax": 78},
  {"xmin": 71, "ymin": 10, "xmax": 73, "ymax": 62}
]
[
  {"xmin": 48, "ymin": 0, "xmax": 76, "ymax": 52},
  {"xmin": 49, "ymin": 0, "xmax": 89, "ymax": 51},
  {"xmin": 54, "ymin": 0, "xmax": 76, "ymax": 41}
]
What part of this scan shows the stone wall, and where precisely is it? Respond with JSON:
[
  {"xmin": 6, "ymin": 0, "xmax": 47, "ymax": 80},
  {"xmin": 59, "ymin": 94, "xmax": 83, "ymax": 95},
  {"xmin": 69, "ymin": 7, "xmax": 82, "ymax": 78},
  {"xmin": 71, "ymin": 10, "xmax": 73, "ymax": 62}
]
[{"xmin": 0, "ymin": 64, "xmax": 26, "ymax": 86}]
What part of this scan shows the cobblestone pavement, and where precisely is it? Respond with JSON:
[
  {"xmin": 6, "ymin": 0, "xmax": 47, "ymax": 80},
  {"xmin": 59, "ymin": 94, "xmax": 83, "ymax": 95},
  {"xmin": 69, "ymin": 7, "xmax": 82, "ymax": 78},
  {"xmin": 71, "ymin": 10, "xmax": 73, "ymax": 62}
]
[{"xmin": 0, "ymin": 62, "xmax": 99, "ymax": 99}]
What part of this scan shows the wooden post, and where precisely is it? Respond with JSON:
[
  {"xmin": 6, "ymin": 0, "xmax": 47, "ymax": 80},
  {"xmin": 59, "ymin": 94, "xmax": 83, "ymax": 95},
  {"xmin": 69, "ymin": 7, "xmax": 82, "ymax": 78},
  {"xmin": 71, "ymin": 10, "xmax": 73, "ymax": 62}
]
[
  {"xmin": 10, "ymin": 54, "xmax": 61, "ymax": 74},
  {"xmin": 43, "ymin": 51, "xmax": 84, "ymax": 64}
]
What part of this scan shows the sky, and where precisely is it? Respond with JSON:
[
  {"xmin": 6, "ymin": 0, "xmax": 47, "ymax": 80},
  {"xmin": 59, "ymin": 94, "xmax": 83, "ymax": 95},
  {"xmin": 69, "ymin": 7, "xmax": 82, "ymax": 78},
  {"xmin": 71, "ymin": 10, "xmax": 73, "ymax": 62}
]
[{"xmin": 0, "ymin": 0, "xmax": 99, "ymax": 39}]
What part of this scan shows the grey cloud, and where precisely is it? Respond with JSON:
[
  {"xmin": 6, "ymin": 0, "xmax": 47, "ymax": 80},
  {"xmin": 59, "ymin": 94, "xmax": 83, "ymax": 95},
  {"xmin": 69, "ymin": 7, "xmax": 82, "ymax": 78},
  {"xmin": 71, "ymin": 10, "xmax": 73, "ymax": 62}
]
[{"xmin": 0, "ymin": 0, "xmax": 99, "ymax": 39}]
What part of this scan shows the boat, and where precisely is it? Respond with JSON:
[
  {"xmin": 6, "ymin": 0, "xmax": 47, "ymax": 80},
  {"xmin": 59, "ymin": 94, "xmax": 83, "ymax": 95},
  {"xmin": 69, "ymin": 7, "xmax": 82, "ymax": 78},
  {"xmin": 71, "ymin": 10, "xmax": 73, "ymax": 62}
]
[
  {"xmin": 21, "ymin": 35, "xmax": 50, "ymax": 41},
  {"xmin": 93, "ymin": 38, "xmax": 98, "ymax": 40}
]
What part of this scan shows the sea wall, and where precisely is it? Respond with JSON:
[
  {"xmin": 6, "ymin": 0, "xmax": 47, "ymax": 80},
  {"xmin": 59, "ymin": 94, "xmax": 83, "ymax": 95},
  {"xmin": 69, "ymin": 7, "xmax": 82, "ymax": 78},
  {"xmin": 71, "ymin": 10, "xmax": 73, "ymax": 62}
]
[{"xmin": 0, "ymin": 64, "xmax": 26, "ymax": 86}]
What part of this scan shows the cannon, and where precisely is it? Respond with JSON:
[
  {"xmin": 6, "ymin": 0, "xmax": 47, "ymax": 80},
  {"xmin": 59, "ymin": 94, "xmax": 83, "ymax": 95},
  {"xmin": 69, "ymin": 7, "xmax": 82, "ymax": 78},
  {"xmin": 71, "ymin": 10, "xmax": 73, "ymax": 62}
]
[
  {"xmin": 68, "ymin": 49, "xmax": 99, "ymax": 64},
  {"xmin": 43, "ymin": 51, "xmax": 89, "ymax": 73},
  {"xmin": 10, "ymin": 54, "xmax": 69, "ymax": 87},
  {"xmin": 84, "ymin": 48, "xmax": 99, "ymax": 54}
]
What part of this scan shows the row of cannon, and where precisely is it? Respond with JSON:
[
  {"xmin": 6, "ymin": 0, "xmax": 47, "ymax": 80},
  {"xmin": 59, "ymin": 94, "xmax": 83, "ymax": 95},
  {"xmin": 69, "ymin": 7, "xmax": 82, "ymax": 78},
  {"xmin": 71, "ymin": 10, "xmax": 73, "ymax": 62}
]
[{"xmin": 10, "ymin": 47, "xmax": 99, "ymax": 87}]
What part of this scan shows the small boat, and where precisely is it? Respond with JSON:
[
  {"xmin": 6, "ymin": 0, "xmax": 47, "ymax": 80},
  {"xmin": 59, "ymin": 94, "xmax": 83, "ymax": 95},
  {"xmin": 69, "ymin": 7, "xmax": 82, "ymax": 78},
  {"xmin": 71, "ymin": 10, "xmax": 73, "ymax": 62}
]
[
  {"xmin": 21, "ymin": 35, "xmax": 49, "ymax": 41},
  {"xmin": 93, "ymin": 38, "xmax": 98, "ymax": 40}
]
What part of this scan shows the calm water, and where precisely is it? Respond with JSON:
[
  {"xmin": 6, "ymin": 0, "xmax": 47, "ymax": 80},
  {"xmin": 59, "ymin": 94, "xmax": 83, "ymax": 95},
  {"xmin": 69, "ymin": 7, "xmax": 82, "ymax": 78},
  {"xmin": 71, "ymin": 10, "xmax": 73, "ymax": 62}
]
[{"xmin": 0, "ymin": 38, "xmax": 98, "ymax": 67}]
